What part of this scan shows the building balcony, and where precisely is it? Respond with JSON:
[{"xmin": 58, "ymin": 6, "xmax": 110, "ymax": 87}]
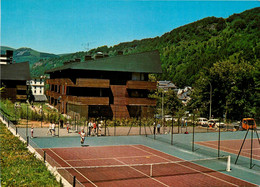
[
  {"xmin": 46, "ymin": 90, "xmax": 109, "ymax": 105},
  {"xmin": 67, "ymin": 96, "xmax": 109, "ymax": 105},
  {"xmin": 46, "ymin": 78, "xmax": 110, "ymax": 88},
  {"xmin": 126, "ymin": 81, "xmax": 156, "ymax": 90},
  {"xmin": 16, "ymin": 85, "xmax": 27, "ymax": 90},
  {"xmin": 127, "ymin": 98, "xmax": 156, "ymax": 106},
  {"xmin": 16, "ymin": 95, "xmax": 27, "ymax": 100}
]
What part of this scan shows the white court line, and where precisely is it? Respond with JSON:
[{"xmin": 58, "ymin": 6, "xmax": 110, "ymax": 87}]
[
  {"xmin": 130, "ymin": 145, "xmax": 239, "ymax": 187},
  {"xmin": 66, "ymin": 154, "xmax": 154, "ymax": 162},
  {"xmin": 114, "ymin": 158, "xmax": 170, "ymax": 187},
  {"xmin": 48, "ymin": 148, "xmax": 97, "ymax": 187}
]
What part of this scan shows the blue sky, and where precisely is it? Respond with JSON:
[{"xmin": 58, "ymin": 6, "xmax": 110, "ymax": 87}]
[{"xmin": 1, "ymin": 0, "xmax": 259, "ymax": 54}]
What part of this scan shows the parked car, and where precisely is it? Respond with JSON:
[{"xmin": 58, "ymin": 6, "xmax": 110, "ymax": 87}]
[
  {"xmin": 208, "ymin": 119, "xmax": 225, "ymax": 128},
  {"xmin": 241, "ymin": 118, "xmax": 256, "ymax": 130},
  {"xmin": 164, "ymin": 115, "xmax": 173, "ymax": 121},
  {"xmin": 196, "ymin": 118, "xmax": 208, "ymax": 127}
]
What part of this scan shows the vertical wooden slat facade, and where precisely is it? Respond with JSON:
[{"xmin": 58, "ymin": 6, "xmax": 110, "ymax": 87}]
[{"xmin": 45, "ymin": 50, "xmax": 161, "ymax": 119}]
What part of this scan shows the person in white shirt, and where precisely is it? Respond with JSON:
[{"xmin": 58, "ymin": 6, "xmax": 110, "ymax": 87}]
[
  {"xmin": 51, "ymin": 122, "xmax": 55, "ymax": 136},
  {"xmin": 80, "ymin": 129, "xmax": 86, "ymax": 145}
]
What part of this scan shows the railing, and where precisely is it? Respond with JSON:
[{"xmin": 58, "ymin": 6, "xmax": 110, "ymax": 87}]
[
  {"xmin": 126, "ymin": 80, "xmax": 157, "ymax": 90},
  {"xmin": 16, "ymin": 85, "xmax": 27, "ymax": 90},
  {"xmin": 47, "ymin": 78, "xmax": 110, "ymax": 88},
  {"xmin": 128, "ymin": 98, "xmax": 156, "ymax": 106}
]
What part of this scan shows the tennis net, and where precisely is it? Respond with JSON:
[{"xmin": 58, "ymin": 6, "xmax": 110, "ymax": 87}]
[{"xmin": 56, "ymin": 156, "xmax": 231, "ymax": 184}]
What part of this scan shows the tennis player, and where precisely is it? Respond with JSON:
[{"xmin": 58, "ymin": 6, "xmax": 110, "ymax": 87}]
[{"xmin": 80, "ymin": 129, "xmax": 86, "ymax": 145}]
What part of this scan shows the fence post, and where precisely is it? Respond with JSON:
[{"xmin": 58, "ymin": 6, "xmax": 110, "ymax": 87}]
[
  {"xmin": 27, "ymin": 136, "xmax": 29, "ymax": 146},
  {"xmin": 44, "ymin": 151, "xmax": 46, "ymax": 163},
  {"xmin": 73, "ymin": 176, "xmax": 76, "ymax": 187},
  {"xmin": 16, "ymin": 127, "xmax": 18, "ymax": 135}
]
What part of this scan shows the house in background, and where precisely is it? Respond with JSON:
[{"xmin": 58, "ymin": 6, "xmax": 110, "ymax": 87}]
[
  {"xmin": 45, "ymin": 50, "xmax": 162, "ymax": 119},
  {"xmin": 0, "ymin": 50, "xmax": 31, "ymax": 102},
  {"xmin": 27, "ymin": 77, "xmax": 47, "ymax": 102}
]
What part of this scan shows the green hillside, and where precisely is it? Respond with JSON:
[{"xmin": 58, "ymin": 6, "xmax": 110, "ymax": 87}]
[
  {"xmin": 31, "ymin": 7, "xmax": 259, "ymax": 87},
  {"xmin": 1, "ymin": 46, "xmax": 60, "ymax": 68},
  {"xmin": 28, "ymin": 7, "xmax": 260, "ymax": 120},
  {"xmin": 0, "ymin": 46, "xmax": 16, "ymax": 54}
]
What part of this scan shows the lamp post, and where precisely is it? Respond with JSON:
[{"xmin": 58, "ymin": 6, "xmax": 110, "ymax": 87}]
[
  {"xmin": 162, "ymin": 90, "xmax": 164, "ymax": 126},
  {"xmin": 209, "ymin": 82, "xmax": 212, "ymax": 120},
  {"xmin": 26, "ymin": 100, "xmax": 28, "ymax": 138},
  {"xmin": 40, "ymin": 104, "xmax": 43, "ymax": 128}
]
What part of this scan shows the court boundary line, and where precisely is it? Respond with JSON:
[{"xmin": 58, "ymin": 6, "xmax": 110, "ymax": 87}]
[
  {"xmin": 113, "ymin": 157, "xmax": 170, "ymax": 187},
  {"xmin": 66, "ymin": 154, "xmax": 155, "ymax": 162},
  {"xmin": 195, "ymin": 138, "xmax": 260, "ymax": 143},
  {"xmin": 131, "ymin": 145, "xmax": 242, "ymax": 187},
  {"xmin": 41, "ymin": 144, "xmax": 138, "ymax": 149},
  {"xmin": 48, "ymin": 148, "xmax": 97, "ymax": 187},
  {"xmin": 196, "ymin": 141, "xmax": 260, "ymax": 160}
]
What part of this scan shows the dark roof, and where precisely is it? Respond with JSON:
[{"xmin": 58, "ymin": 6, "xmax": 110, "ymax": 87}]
[
  {"xmin": 1, "ymin": 62, "xmax": 31, "ymax": 81},
  {"xmin": 45, "ymin": 50, "xmax": 162, "ymax": 74}
]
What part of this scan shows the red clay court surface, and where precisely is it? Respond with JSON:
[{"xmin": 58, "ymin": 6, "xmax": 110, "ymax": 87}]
[
  {"xmin": 42, "ymin": 145, "xmax": 257, "ymax": 186},
  {"xmin": 196, "ymin": 139, "xmax": 260, "ymax": 160}
]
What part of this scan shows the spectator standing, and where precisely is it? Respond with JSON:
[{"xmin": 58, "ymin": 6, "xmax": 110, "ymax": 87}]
[
  {"xmin": 93, "ymin": 121, "xmax": 97, "ymax": 136},
  {"xmin": 153, "ymin": 122, "xmax": 156, "ymax": 134},
  {"xmin": 60, "ymin": 119, "xmax": 64, "ymax": 128},
  {"xmin": 31, "ymin": 125, "xmax": 34, "ymax": 138},
  {"xmin": 157, "ymin": 123, "xmax": 161, "ymax": 134},
  {"xmin": 88, "ymin": 121, "xmax": 92, "ymax": 136},
  {"xmin": 98, "ymin": 122, "xmax": 102, "ymax": 136},
  {"xmin": 47, "ymin": 122, "xmax": 52, "ymax": 135},
  {"xmin": 51, "ymin": 122, "xmax": 56, "ymax": 136},
  {"xmin": 66, "ymin": 122, "xmax": 70, "ymax": 133}
]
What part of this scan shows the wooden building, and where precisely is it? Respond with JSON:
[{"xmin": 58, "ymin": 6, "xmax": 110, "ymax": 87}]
[
  {"xmin": 45, "ymin": 50, "xmax": 162, "ymax": 119},
  {"xmin": 1, "ymin": 50, "xmax": 31, "ymax": 102}
]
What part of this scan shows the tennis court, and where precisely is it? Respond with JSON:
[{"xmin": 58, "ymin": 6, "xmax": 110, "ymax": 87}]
[
  {"xmin": 1, "ymin": 113, "xmax": 259, "ymax": 186},
  {"xmin": 41, "ymin": 145, "xmax": 256, "ymax": 186},
  {"xmin": 196, "ymin": 138, "xmax": 260, "ymax": 160}
]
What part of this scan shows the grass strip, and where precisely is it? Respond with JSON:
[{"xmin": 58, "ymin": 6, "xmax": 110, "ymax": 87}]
[{"xmin": 0, "ymin": 122, "xmax": 60, "ymax": 186}]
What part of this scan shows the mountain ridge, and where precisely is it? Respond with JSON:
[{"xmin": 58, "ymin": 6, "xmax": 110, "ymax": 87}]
[{"xmin": 2, "ymin": 7, "xmax": 259, "ymax": 87}]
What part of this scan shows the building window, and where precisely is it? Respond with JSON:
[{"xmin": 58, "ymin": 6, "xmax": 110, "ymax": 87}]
[{"xmin": 40, "ymin": 88, "xmax": 42, "ymax": 94}]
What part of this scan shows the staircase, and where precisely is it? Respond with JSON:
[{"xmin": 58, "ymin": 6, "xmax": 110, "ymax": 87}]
[{"xmin": 110, "ymin": 85, "xmax": 130, "ymax": 119}]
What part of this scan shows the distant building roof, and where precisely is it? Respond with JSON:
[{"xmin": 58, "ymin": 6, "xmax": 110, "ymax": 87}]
[
  {"xmin": 1, "ymin": 62, "xmax": 31, "ymax": 81},
  {"xmin": 157, "ymin": 81, "xmax": 176, "ymax": 90},
  {"xmin": 45, "ymin": 50, "xmax": 162, "ymax": 74}
]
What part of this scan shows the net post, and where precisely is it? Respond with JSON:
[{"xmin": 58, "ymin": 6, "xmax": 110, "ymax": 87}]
[
  {"xmin": 73, "ymin": 176, "xmax": 76, "ymax": 187},
  {"xmin": 226, "ymin": 155, "xmax": 231, "ymax": 172},
  {"xmin": 150, "ymin": 164, "xmax": 153, "ymax": 177},
  {"xmin": 218, "ymin": 119, "xmax": 221, "ymax": 157}
]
